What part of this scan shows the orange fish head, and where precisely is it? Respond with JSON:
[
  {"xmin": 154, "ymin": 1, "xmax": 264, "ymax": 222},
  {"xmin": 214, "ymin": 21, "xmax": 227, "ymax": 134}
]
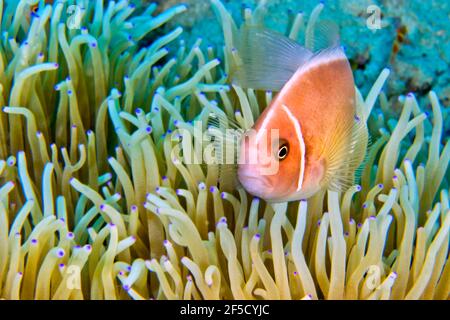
[{"xmin": 237, "ymin": 106, "xmax": 304, "ymax": 202}]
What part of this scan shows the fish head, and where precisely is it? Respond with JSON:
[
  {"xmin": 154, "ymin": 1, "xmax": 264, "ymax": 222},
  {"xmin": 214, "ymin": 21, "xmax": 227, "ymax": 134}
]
[{"xmin": 237, "ymin": 104, "xmax": 305, "ymax": 201}]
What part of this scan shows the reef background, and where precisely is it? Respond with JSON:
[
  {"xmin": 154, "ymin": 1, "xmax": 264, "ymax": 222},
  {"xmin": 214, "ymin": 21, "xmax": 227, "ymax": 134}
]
[{"xmin": 155, "ymin": 0, "xmax": 449, "ymax": 106}]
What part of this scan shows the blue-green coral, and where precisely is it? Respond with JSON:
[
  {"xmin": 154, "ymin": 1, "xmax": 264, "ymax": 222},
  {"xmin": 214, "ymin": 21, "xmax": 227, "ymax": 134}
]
[{"xmin": 0, "ymin": 0, "xmax": 448, "ymax": 300}]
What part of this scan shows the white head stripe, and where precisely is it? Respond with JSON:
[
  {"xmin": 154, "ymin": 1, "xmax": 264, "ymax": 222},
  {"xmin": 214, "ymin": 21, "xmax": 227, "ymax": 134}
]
[
  {"xmin": 256, "ymin": 107, "xmax": 275, "ymax": 142},
  {"xmin": 281, "ymin": 104, "xmax": 305, "ymax": 191}
]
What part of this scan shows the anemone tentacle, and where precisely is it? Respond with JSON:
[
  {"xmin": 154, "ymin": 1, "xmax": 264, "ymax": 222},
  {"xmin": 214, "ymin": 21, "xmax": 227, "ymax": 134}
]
[{"xmin": 0, "ymin": 0, "xmax": 448, "ymax": 300}]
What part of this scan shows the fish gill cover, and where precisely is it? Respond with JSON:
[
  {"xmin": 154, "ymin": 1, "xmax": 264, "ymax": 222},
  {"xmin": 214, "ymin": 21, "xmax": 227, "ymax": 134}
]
[{"xmin": 0, "ymin": 0, "xmax": 448, "ymax": 300}]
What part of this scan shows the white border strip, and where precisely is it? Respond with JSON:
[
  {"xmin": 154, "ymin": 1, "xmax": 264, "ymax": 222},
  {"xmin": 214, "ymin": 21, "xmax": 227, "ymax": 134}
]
[{"xmin": 282, "ymin": 104, "xmax": 306, "ymax": 191}]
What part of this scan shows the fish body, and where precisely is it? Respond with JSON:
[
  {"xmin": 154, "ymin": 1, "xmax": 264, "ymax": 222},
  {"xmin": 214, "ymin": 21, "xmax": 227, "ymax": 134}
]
[{"xmin": 233, "ymin": 27, "xmax": 367, "ymax": 202}]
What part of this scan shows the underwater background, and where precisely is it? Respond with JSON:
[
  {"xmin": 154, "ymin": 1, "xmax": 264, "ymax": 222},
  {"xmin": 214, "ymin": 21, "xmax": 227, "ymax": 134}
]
[
  {"xmin": 159, "ymin": 0, "xmax": 450, "ymax": 103},
  {"xmin": 0, "ymin": 0, "xmax": 448, "ymax": 300}
]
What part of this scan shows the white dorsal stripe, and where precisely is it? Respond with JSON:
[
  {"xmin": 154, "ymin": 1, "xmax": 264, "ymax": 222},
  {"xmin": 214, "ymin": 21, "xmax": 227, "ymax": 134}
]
[
  {"xmin": 280, "ymin": 46, "xmax": 346, "ymax": 98},
  {"xmin": 281, "ymin": 104, "xmax": 305, "ymax": 191},
  {"xmin": 256, "ymin": 107, "xmax": 275, "ymax": 142}
]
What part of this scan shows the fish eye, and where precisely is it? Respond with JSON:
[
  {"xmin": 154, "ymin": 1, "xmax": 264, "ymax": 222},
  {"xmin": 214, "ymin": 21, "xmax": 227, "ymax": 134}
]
[{"xmin": 277, "ymin": 143, "xmax": 289, "ymax": 160}]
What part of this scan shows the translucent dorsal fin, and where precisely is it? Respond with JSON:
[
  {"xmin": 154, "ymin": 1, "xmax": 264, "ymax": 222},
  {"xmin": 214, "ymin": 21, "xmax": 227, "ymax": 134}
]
[
  {"xmin": 232, "ymin": 26, "xmax": 313, "ymax": 92},
  {"xmin": 311, "ymin": 20, "xmax": 341, "ymax": 52}
]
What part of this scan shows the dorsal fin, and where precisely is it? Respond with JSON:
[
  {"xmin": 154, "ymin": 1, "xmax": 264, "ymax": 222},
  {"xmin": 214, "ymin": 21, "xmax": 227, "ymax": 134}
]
[
  {"xmin": 281, "ymin": 45, "xmax": 348, "ymax": 92},
  {"xmin": 232, "ymin": 26, "xmax": 313, "ymax": 92},
  {"xmin": 310, "ymin": 20, "xmax": 341, "ymax": 52}
]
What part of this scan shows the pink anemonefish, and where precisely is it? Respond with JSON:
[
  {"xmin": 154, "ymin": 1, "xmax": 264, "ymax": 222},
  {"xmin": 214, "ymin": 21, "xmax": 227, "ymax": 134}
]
[{"xmin": 227, "ymin": 25, "xmax": 368, "ymax": 203}]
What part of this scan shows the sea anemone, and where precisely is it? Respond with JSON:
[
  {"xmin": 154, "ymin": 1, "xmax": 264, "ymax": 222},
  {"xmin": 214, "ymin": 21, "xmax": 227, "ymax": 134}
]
[{"xmin": 0, "ymin": 0, "xmax": 448, "ymax": 300}]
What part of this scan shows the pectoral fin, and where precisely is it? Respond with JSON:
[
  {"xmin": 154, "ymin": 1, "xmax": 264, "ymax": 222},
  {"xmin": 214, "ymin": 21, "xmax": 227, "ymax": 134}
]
[{"xmin": 322, "ymin": 115, "xmax": 369, "ymax": 191}]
